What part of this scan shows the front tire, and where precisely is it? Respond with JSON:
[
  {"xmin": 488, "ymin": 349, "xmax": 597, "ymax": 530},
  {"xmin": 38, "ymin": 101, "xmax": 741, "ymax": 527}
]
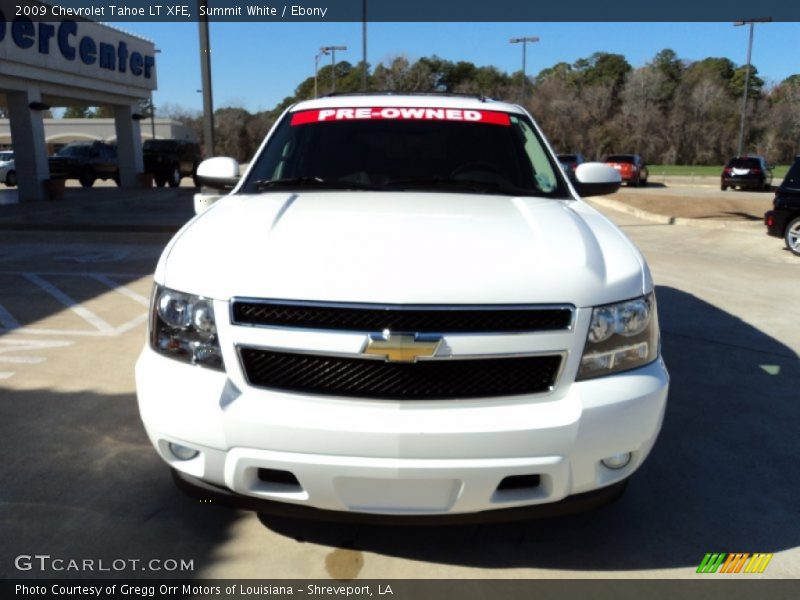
[
  {"xmin": 79, "ymin": 168, "xmax": 95, "ymax": 188},
  {"xmin": 721, "ymin": 183, "xmax": 727, "ymax": 191},
  {"xmin": 785, "ymin": 217, "xmax": 800, "ymax": 256},
  {"xmin": 167, "ymin": 165, "xmax": 181, "ymax": 188},
  {"xmin": 5, "ymin": 170, "xmax": 16, "ymax": 187}
]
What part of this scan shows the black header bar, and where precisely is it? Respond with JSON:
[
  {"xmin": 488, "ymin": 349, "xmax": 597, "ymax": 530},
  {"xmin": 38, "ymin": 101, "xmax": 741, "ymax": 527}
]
[{"xmin": 2, "ymin": 0, "xmax": 800, "ymax": 22}]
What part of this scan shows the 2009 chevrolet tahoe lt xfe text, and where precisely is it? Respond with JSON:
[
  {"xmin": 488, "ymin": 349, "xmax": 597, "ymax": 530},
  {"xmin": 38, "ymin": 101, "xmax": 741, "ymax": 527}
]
[{"xmin": 136, "ymin": 94, "xmax": 669, "ymax": 522}]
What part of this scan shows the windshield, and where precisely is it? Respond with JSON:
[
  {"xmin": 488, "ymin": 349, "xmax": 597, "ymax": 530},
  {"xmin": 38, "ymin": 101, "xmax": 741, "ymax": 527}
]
[
  {"xmin": 57, "ymin": 145, "xmax": 92, "ymax": 157},
  {"xmin": 728, "ymin": 158, "xmax": 761, "ymax": 169},
  {"xmin": 242, "ymin": 107, "xmax": 568, "ymax": 197},
  {"xmin": 605, "ymin": 155, "xmax": 635, "ymax": 163},
  {"xmin": 0, "ymin": 152, "xmax": 12, "ymax": 161},
  {"xmin": 144, "ymin": 140, "xmax": 179, "ymax": 152}
]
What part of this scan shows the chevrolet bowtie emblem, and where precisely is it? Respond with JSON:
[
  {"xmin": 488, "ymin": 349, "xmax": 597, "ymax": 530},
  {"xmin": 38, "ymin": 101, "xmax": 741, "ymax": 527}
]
[{"xmin": 362, "ymin": 330, "xmax": 443, "ymax": 363}]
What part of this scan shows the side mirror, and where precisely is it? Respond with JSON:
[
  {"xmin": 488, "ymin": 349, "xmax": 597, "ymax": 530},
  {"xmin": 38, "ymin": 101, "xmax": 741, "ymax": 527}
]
[
  {"xmin": 573, "ymin": 163, "xmax": 622, "ymax": 197},
  {"xmin": 195, "ymin": 157, "xmax": 240, "ymax": 191}
]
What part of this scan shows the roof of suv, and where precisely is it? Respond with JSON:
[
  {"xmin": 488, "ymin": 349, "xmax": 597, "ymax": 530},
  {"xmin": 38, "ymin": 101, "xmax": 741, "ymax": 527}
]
[{"xmin": 290, "ymin": 93, "xmax": 524, "ymax": 114}]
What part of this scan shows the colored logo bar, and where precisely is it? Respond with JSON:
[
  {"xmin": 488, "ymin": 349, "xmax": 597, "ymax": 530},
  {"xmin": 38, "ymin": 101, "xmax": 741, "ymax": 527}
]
[{"xmin": 697, "ymin": 553, "xmax": 773, "ymax": 574}]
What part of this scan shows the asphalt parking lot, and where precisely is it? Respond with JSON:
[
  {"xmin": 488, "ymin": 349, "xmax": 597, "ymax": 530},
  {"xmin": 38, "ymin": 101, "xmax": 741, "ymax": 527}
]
[{"xmin": 0, "ymin": 185, "xmax": 798, "ymax": 580}]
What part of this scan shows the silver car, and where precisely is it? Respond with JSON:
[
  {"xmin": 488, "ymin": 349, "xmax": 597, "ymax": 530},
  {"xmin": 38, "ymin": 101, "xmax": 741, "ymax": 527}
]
[{"xmin": 0, "ymin": 151, "xmax": 15, "ymax": 187}]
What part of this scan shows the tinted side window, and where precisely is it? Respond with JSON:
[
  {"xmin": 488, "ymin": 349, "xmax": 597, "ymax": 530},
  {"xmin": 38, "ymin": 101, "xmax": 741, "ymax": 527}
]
[{"xmin": 780, "ymin": 160, "xmax": 800, "ymax": 190}]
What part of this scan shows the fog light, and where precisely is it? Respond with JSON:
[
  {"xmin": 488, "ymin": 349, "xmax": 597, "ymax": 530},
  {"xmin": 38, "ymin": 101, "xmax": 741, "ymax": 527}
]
[
  {"xmin": 602, "ymin": 452, "xmax": 632, "ymax": 470},
  {"xmin": 169, "ymin": 442, "xmax": 199, "ymax": 461}
]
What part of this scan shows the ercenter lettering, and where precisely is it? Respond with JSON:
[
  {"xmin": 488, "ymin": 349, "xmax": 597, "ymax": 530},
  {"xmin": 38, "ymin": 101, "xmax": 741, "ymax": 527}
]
[{"xmin": 0, "ymin": 12, "xmax": 155, "ymax": 79}]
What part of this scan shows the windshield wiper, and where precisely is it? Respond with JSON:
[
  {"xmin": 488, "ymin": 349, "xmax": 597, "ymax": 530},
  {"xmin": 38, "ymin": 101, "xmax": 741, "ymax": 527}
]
[
  {"xmin": 252, "ymin": 177, "xmax": 377, "ymax": 191},
  {"xmin": 384, "ymin": 177, "xmax": 528, "ymax": 196}
]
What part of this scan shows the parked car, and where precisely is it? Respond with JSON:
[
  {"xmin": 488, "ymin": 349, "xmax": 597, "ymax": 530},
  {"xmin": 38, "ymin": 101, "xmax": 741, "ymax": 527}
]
[
  {"xmin": 604, "ymin": 154, "xmax": 648, "ymax": 187},
  {"xmin": 721, "ymin": 156, "xmax": 773, "ymax": 191},
  {"xmin": 136, "ymin": 94, "xmax": 668, "ymax": 522},
  {"xmin": 764, "ymin": 156, "xmax": 800, "ymax": 256},
  {"xmin": 557, "ymin": 153, "xmax": 585, "ymax": 180},
  {"xmin": 143, "ymin": 139, "xmax": 202, "ymax": 187},
  {"xmin": 0, "ymin": 151, "xmax": 15, "ymax": 187},
  {"xmin": 48, "ymin": 141, "xmax": 119, "ymax": 187}
]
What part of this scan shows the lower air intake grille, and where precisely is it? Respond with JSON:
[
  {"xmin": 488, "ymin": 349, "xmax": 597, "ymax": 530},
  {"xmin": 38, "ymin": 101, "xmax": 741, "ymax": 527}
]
[{"xmin": 239, "ymin": 348, "xmax": 562, "ymax": 400}]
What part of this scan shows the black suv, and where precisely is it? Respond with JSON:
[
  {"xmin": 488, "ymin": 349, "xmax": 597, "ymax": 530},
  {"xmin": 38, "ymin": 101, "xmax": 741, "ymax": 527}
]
[
  {"xmin": 764, "ymin": 157, "xmax": 800, "ymax": 256},
  {"xmin": 49, "ymin": 141, "xmax": 119, "ymax": 187},
  {"xmin": 143, "ymin": 139, "xmax": 201, "ymax": 187},
  {"xmin": 557, "ymin": 153, "xmax": 585, "ymax": 180},
  {"xmin": 721, "ymin": 156, "xmax": 773, "ymax": 191}
]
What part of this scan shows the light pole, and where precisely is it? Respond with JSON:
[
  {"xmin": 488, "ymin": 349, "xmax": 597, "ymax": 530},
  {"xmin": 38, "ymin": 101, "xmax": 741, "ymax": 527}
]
[
  {"xmin": 509, "ymin": 36, "xmax": 539, "ymax": 104},
  {"xmin": 148, "ymin": 94, "xmax": 156, "ymax": 140},
  {"xmin": 734, "ymin": 17, "xmax": 771, "ymax": 157},
  {"xmin": 314, "ymin": 49, "xmax": 330, "ymax": 98},
  {"xmin": 198, "ymin": 2, "xmax": 215, "ymax": 157},
  {"xmin": 320, "ymin": 45, "xmax": 347, "ymax": 94},
  {"xmin": 361, "ymin": 0, "xmax": 368, "ymax": 91}
]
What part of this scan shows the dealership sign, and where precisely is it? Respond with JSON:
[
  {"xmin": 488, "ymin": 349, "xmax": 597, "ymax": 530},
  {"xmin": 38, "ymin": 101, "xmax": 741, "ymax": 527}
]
[{"xmin": 0, "ymin": 10, "xmax": 156, "ymax": 90}]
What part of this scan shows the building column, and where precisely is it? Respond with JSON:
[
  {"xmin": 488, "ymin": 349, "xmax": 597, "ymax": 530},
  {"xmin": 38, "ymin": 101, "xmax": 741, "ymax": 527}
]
[
  {"xmin": 114, "ymin": 103, "xmax": 144, "ymax": 188},
  {"xmin": 7, "ymin": 89, "xmax": 50, "ymax": 202}
]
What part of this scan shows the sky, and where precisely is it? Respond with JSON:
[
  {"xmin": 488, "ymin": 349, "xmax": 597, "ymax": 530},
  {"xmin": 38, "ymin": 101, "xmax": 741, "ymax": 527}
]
[{"xmin": 110, "ymin": 21, "xmax": 800, "ymax": 114}]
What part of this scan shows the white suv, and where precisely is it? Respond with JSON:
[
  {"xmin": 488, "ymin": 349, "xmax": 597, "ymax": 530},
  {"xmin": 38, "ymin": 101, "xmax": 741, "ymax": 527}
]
[{"xmin": 136, "ymin": 94, "xmax": 668, "ymax": 522}]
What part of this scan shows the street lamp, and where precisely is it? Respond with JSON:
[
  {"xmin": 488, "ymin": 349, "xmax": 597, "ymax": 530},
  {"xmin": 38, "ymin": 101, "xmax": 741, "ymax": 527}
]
[
  {"xmin": 314, "ymin": 49, "xmax": 330, "ymax": 98},
  {"xmin": 320, "ymin": 45, "xmax": 347, "ymax": 94},
  {"xmin": 509, "ymin": 36, "xmax": 539, "ymax": 103},
  {"xmin": 734, "ymin": 17, "xmax": 771, "ymax": 157},
  {"xmin": 361, "ymin": 0, "xmax": 368, "ymax": 91},
  {"xmin": 198, "ymin": 2, "xmax": 215, "ymax": 157}
]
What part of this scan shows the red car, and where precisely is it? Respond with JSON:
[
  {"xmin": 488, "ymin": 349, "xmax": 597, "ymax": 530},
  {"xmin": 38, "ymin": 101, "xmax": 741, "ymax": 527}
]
[{"xmin": 604, "ymin": 154, "xmax": 648, "ymax": 187}]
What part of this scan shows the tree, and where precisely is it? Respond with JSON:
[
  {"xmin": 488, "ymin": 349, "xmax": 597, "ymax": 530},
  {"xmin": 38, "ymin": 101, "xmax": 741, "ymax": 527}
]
[{"xmin": 62, "ymin": 106, "xmax": 93, "ymax": 118}]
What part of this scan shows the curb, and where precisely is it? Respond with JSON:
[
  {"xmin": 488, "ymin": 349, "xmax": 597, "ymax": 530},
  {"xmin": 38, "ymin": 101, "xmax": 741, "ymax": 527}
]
[{"xmin": 588, "ymin": 196, "xmax": 764, "ymax": 233}]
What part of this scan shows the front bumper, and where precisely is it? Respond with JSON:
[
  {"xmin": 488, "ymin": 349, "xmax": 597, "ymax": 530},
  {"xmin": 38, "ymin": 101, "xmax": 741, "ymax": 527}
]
[{"xmin": 136, "ymin": 346, "xmax": 669, "ymax": 517}]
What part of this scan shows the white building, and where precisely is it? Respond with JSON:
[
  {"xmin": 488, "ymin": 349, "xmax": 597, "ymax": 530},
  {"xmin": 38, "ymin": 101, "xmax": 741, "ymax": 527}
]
[
  {"xmin": 0, "ymin": 118, "xmax": 197, "ymax": 153},
  {"xmin": 0, "ymin": 11, "xmax": 157, "ymax": 201}
]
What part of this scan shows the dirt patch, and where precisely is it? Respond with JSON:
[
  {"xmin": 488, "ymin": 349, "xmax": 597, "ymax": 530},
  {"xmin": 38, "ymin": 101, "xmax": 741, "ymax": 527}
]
[{"xmin": 609, "ymin": 191, "xmax": 772, "ymax": 222}]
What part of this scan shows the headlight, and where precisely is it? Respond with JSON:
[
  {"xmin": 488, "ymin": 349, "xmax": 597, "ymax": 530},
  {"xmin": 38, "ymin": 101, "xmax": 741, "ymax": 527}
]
[
  {"xmin": 577, "ymin": 292, "xmax": 659, "ymax": 379},
  {"xmin": 150, "ymin": 285, "xmax": 224, "ymax": 370}
]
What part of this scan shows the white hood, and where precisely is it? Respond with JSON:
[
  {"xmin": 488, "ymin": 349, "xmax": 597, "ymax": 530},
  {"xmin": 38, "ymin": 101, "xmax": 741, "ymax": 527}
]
[{"xmin": 159, "ymin": 192, "xmax": 646, "ymax": 307}]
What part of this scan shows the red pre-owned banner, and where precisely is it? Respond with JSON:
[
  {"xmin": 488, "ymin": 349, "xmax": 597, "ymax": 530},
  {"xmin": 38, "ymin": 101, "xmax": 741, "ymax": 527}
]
[{"xmin": 290, "ymin": 107, "xmax": 512, "ymax": 126}]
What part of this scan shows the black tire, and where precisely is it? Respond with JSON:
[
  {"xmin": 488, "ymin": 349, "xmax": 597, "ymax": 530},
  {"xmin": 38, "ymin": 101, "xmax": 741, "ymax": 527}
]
[
  {"xmin": 154, "ymin": 175, "xmax": 166, "ymax": 187},
  {"xmin": 785, "ymin": 217, "xmax": 800, "ymax": 257},
  {"xmin": 192, "ymin": 164, "xmax": 200, "ymax": 187},
  {"xmin": 167, "ymin": 165, "xmax": 181, "ymax": 187},
  {"xmin": 721, "ymin": 184, "xmax": 727, "ymax": 191},
  {"xmin": 5, "ymin": 170, "xmax": 16, "ymax": 187},
  {"xmin": 79, "ymin": 168, "xmax": 95, "ymax": 188}
]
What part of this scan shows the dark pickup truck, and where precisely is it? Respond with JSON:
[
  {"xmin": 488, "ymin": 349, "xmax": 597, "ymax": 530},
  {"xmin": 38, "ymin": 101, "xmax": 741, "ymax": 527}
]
[
  {"xmin": 49, "ymin": 141, "xmax": 119, "ymax": 187},
  {"xmin": 143, "ymin": 139, "xmax": 201, "ymax": 187}
]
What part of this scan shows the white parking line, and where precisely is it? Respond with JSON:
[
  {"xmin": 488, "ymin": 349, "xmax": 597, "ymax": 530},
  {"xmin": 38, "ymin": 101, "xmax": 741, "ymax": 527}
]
[
  {"xmin": 0, "ymin": 338, "xmax": 74, "ymax": 365},
  {"xmin": 89, "ymin": 273, "xmax": 150, "ymax": 306},
  {"xmin": 22, "ymin": 272, "xmax": 116, "ymax": 334},
  {"xmin": 0, "ymin": 302, "xmax": 20, "ymax": 330}
]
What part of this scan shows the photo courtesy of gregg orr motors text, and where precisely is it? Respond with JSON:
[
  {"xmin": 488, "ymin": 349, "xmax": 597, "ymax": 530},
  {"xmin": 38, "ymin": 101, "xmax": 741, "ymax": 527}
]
[{"xmin": 13, "ymin": 554, "xmax": 194, "ymax": 573}]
